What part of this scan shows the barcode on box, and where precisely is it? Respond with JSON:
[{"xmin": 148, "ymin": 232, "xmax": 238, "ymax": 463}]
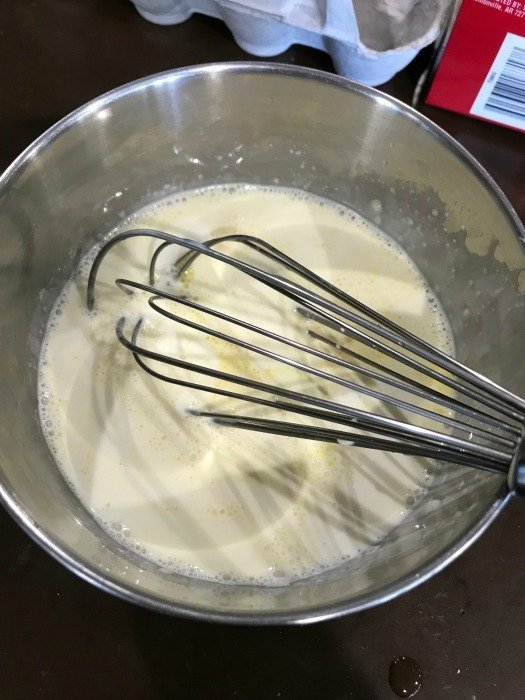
[{"xmin": 470, "ymin": 33, "xmax": 525, "ymax": 132}]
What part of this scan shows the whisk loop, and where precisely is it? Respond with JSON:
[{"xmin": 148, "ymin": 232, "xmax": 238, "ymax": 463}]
[{"xmin": 87, "ymin": 229, "xmax": 525, "ymax": 496}]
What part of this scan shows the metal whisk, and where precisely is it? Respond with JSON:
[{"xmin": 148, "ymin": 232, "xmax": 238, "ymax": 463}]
[{"xmin": 87, "ymin": 230, "xmax": 525, "ymax": 496}]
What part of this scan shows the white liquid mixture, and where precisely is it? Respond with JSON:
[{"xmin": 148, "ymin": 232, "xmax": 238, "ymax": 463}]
[{"xmin": 38, "ymin": 185, "xmax": 453, "ymax": 585}]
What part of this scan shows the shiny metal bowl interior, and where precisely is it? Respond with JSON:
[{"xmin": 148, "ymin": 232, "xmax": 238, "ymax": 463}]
[{"xmin": 0, "ymin": 63, "xmax": 524, "ymax": 624}]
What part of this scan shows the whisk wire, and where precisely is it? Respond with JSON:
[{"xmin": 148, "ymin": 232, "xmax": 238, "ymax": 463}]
[
  {"xmin": 147, "ymin": 232, "xmax": 525, "ymax": 416},
  {"xmin": 115, "ymin": 276, "xmax": 519, "ymax": 448},
  {"xmin": 89, "ymin": 230, "xmax": 525, "ymax": 493},
  {"xmin": 115, "ymin": 314, "xmax": 514, "ymax": 467}
]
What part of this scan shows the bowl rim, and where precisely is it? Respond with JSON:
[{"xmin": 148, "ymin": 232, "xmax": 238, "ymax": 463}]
[{"xmin": 0, "ymin": 61, "xmax": 522, "ymax": 625}]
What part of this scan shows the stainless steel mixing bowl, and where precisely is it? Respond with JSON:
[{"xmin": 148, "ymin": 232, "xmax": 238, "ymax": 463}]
[{"xmin": 0, "ymin": 63, "xmax": 523, "ymax": 624}]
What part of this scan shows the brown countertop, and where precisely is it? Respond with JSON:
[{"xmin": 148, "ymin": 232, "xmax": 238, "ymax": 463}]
[{"xmin": 1, "ymin": 2, "xmax": 524, "ymax": 698}]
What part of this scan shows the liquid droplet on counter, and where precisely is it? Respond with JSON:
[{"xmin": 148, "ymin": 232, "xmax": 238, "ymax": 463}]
[{"xmin": 389, "ymin": 656, "xmax": 422, "ymax": 697}]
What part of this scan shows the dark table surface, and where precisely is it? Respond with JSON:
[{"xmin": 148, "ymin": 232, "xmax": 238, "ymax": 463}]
[{"xmin": 1, "ymin": 2, "xmax": 524, "ymax": 698}]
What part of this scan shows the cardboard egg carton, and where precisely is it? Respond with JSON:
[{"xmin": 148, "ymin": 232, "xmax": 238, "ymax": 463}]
[{"xmin": 131, "ymin": 0, "xmax": 447, "ymax": 86}]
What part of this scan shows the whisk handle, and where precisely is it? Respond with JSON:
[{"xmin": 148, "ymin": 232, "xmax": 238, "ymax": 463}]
[{"xmin": 509, "ymin": 435, "xmax": 525, "ymax": 497}]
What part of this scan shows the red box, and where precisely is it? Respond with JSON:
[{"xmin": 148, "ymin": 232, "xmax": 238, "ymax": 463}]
[{"xmin": 426, "ymin": 0, "xmax": 525, "ymax": 132}]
